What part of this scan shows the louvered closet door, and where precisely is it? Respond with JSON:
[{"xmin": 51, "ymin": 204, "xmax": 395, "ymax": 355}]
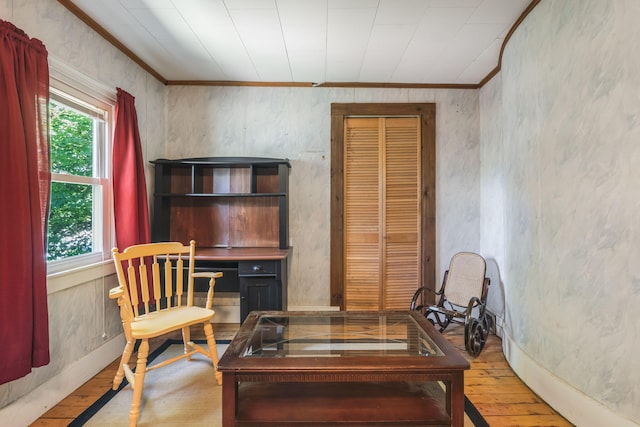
[
  {"xmin": 344, "ymin": 117, "xmax": 421, "ymax": 311},
  {"xmin": 382, "ymin": 118, "xmax": 421, "ymax": 309},
  {"xmin": 344, "ymin": 118, "xmax": 381, "ymax": 310}
]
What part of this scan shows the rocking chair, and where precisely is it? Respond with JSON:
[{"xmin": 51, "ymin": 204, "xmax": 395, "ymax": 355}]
[{"xmin": 410, "ymin": 252, "xmax": 491, "ymax": 356}]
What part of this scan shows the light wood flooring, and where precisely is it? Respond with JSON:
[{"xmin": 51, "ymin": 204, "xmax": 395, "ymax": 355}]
[{"xmin": 30, "ymin": 323, "xmax": 573, "ymax": 427}]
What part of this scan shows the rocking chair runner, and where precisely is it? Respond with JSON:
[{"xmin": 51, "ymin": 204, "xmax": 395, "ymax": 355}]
[
  {"xmin": 110, "ymin": 240, "xmax": 223, "ymax": 427},
  {"xmin": 410, "ymin": 252, "xmax": 491, "ymax": 357}
]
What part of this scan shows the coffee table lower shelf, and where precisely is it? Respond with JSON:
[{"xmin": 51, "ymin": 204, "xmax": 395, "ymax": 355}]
[{"xmin": 233, "ymin": 381, "xmax": 450, "ymax": 426}]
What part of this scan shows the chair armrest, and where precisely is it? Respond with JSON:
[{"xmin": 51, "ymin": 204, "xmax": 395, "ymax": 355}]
[
  {"xmin": 109, "ymin": 286, "xmax": 124, "ymax": 299},
  {"xmin": 109, "ymin": 286, "xmax": 135, "ymax": 323},
  {"xmin": 191, "ymin": 271, "xmax": 223, "ymax": 309},
  {"xmin": 191, "ymin": 272, "xmax": 223, "ymax": 292},
  {"xmin": 419, "ymin": 286, "xmax": 444, "ymax": 297},
  {"xmin": 410, "ymin": 286, "xmax": 441, "ymax": 310},
  {"xmin": 410, "ymin": 285, "xmax": 445, "ymax": 311},
  {"xmin": 466, "ymin": 296, "xmax": 482, "ymax": 311},
  {"xmin": 412, "ymin": 286, "xmax": 442, "ymax": 295},
  {"xmin": 191, "ymin": 272, "xmax": 223, "ymax": 279}
]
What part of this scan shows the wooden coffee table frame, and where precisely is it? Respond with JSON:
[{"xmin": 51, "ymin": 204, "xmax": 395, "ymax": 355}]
[{"xmin": 217, "ymin": 311, "xmax": 470, "ymax": 427}]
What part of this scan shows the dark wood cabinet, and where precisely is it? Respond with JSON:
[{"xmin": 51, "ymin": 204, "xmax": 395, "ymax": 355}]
[
  {"xmin": 238, "ymin": 260, "xmax": 286, "ymax": 322},
  {"xmin": 150, "ymin": 157, "xmax": 291, "ymax": 323}
]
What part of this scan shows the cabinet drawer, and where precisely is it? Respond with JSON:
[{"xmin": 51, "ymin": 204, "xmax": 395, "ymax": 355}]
[{"xmin": 238, "ymin": 260, "xmax": 278, "ymax": 276}]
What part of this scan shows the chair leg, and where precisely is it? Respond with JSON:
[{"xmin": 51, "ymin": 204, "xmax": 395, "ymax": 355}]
[
  {"xmin": 432, "ymin": 313, "xmax": 451, "ymax": 333},
  {"xmin": 129, "ymin": 339, "xmax": 149, "ymax": 427},
  {"xmin": 203, "ymin": 321, "xmax": 222, "ymax": 385},
  {"xmin": 182, "ymin": 326, "xmax": 191, "ymax": 360},
  {"xmin": 113, "ymin": 339, "xmax": 135, "ymax": 390}
]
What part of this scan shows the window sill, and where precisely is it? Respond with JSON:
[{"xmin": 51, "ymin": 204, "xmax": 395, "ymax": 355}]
[{"xmin": 47, "ymin": 260, "xmax": 115, "ymax": 294}]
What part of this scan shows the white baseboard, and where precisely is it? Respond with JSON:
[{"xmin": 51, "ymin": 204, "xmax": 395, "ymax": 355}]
[
  {"xmin": 503, "ymin": 333, "xmax": 638, "ymax": 427},
  {"xmin": 0, "ymin": 334, "xmax": 125, "ymax": 427},
  {"xmin": 212, "ymin": 303, "xmax": 240, "ymax": 323},
  {"xmin": 489, "ymin": 311, "xmax": 504, "ymax": 338}
]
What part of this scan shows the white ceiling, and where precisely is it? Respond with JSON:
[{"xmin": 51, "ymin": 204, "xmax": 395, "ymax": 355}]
[{"xmin": 67, "ymin": 0, "xmax": 534, "ymax": 86}]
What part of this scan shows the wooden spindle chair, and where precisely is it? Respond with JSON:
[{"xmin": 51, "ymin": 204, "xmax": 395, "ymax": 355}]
[{"xmin": 110, "ymin": 240, "xmax": 222, "ymax": 427}]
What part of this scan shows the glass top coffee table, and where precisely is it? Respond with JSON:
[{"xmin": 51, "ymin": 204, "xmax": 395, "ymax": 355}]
[{"xmin": 217, "ymin": 311, "xmax": 470, "ymax": 426}]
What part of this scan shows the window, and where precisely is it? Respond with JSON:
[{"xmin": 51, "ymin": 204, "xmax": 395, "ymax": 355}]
[{"xmin": 47, "ymin": 86, "xmax": 113, "ymax": 273}]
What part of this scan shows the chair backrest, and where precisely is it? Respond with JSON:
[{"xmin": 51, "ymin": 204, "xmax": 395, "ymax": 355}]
[
  {"xmin": 442, "ymin": 252, "xmax": 487, "ymax": 308},
  {"xmin": 111, "ymin": 240, "xmax": 196, "ymax": 318}
]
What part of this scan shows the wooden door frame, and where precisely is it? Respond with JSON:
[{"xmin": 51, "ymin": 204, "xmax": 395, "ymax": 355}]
[{"xmin": 330, "ymin": 103, "xmax": 436, "ymax": 309}]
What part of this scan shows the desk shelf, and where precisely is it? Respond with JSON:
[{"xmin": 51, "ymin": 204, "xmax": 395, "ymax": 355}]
[{"xmin": 151, "ymin": 157, "xmax": 290, "ymax": 249}]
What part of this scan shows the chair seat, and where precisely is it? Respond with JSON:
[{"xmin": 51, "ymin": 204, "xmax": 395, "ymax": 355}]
[{"xmin": 131, "ymin": 306, "xmax": 215, "ymax": 339}]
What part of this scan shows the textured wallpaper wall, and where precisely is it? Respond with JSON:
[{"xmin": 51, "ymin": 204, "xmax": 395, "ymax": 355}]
[
  {"xmin": 165, "ymin": 86, "xmax": 482, "ymax": 308},
  {"xmin": 480, "ymin": 0, "xmax": 640, "ymax": 423}
]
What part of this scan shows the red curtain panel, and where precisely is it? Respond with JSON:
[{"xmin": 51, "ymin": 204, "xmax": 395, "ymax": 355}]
[
  {"xmin": 0, "ymin": 20, "xmax": 51, "ymax": 384},
  {"xmin": 112, "ymin": 88, "xmax": 150, "ymax": 251},
  {"xmin": 112, "ymin": 88, "xmax": 152, "ymax": 302}
]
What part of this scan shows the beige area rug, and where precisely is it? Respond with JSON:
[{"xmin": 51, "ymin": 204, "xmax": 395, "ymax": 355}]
[
  {"xmin": 75, "ymin": 340, "xmax": 227, "ymax": 427},
  {"xmin": 71, "ymin": 340, "xmax": 487, "ymax": 426}
]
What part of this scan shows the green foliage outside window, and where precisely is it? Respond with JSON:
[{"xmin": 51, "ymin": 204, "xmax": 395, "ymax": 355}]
[{"xmin": 47, "ymin": 101, "xmax": 94, "ymax": 261}]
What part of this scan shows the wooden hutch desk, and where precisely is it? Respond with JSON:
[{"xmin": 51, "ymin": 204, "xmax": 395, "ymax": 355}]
[{"xmin": 150, "ymin": 157, "xmax": 291, "ymax": 323}]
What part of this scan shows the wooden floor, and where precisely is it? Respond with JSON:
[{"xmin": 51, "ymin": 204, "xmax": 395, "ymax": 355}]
[
  {"xmin": 30, "ymin": 323, "xmax": 573, "ymax": 427},
  {"xmin": 443, "ymin": 326, "xmax": 574, "ymax": 427}
]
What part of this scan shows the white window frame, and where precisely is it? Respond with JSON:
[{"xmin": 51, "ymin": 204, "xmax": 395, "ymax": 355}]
[{"xmin": 47, "ymin": 58, "xmax": 116, "ymax": 278}]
